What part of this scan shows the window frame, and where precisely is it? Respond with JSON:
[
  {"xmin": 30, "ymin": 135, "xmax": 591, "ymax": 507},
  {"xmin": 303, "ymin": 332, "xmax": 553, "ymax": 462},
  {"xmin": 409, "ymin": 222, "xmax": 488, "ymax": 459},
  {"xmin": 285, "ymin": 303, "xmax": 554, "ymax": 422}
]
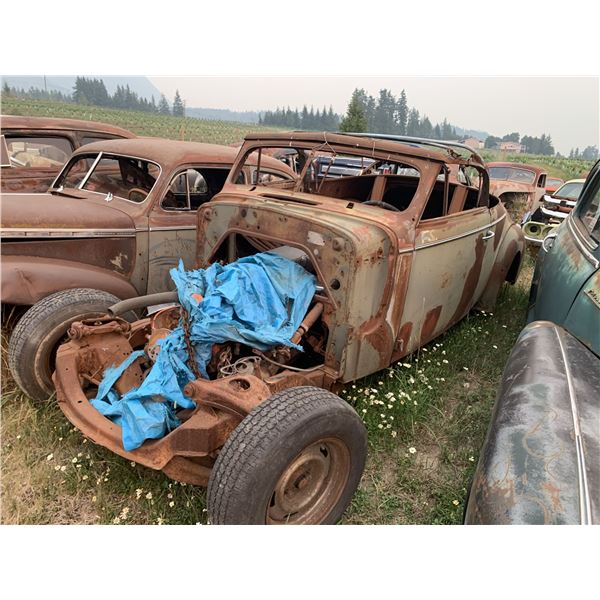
[{"xmin": 52, "ymin": 151, "xmax": 162, "ymax": 204}]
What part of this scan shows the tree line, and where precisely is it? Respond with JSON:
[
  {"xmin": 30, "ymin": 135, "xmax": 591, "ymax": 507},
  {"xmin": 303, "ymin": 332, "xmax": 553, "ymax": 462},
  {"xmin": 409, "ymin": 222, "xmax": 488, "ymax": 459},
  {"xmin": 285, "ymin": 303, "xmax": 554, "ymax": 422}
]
[
  {"xmin": 484, "ymin": 132, "xmax": 556, "ymax": 155},
  {"xmin": 2, "ymin": 77, "xmax": 186, "ymax": 117},
  {"xmin": 569, "ymin": 146, "xmax": 599, "ymax": 160},
  {"xmin": 260, "ymin": 106, "xmax": 340, "ymax": 131},
  {"xmin": 339, "ymin": 88, "xmax": 459, "ymax": 139}
]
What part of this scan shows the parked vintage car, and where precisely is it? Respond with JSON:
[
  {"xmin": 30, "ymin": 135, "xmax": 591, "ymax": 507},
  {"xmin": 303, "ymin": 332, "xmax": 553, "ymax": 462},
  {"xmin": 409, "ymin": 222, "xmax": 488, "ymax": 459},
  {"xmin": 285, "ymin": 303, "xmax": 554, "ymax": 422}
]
[
  {"xmin": 522, "ymin": 178, "xmax": 586, "ymax": 245},
  {"xmin": 465, "ymin": 159, "xmax": 600, "ymax": 524},
  {"xmin": 487, "ymin": 161, "xmax": 548, "ymax": 217},
  {"xmin": 2, "ymin": 137, "xmax": 295, "ymax": 401},
  {"xmin": 1, "ymin": 114, "xmax": 135, "ymax": 192},
  {"xmin": 51, "ymin": 132, "xmax": 525, "ymax": 524},
  {"xmin": 545, "ymin": 176, "xmax": 564, "ymax": 195}
]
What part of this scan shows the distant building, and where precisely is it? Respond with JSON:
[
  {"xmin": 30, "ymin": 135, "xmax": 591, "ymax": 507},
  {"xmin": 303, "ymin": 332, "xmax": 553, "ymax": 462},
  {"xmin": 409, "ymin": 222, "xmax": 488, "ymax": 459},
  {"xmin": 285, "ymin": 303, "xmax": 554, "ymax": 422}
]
[
  {"xmin": 460, "ymin": 137, "xmax": 484, "ymax": 150},
  {"xmin": 496, "ymin": 141, "xmax": 524, "ymax": 153}
]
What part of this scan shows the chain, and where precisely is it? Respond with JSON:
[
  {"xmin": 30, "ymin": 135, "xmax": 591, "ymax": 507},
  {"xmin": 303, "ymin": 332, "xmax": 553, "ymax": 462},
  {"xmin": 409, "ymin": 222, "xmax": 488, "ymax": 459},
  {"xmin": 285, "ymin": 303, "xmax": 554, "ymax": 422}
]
[{"xmin": 180, "ymin": 305, "xmax": 202, "ymax": 380}]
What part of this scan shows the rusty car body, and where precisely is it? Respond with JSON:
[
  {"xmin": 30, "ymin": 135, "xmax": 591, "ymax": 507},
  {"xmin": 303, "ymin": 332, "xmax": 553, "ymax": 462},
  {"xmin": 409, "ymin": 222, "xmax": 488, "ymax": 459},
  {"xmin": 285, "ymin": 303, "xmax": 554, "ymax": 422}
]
[
  {"xmin": 465, "ymin": 159, "xmax": 600, "ymax": 524},
  {"xmin": 487, "ymin": 161, "xmax": 548, "ymax": 217},
  {"xmin": 50, "ymin": 132, "xmax": 525, "ymax": 524},
  {"xmin": 2, "ymin": 136, "xmax": 294, "ymax": 401},
  {"xmin": 521, "ymin": 178, "xmax": 585, "ymax": 245},
  {"xmin": 1, "ymin": 114, "xmax": 135, "ymax": 193}
]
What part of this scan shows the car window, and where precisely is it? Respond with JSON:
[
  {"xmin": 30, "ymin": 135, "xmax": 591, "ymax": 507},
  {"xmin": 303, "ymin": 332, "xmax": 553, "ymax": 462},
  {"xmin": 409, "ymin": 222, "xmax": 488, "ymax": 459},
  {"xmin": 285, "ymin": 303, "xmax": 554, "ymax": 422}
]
[
  {"xmin": 55, "ymin": 153, "xmax": 160, "ymax": 202},
  {"xmin": 4, "ymin": 135, "xmax": 73, "ymax": 168},
  {"xmin": 578, "ymin": 175, "xmax": 600, "ymax": 243},
  {"xmin": 161, "ymin": 167, "xmax": 229, "ymax": 211},
  {"xmin": 554, "ymin": 181, "xmax": 584, "ymax": 200},
  {"xmin": 488, "ymin": 166, "xmax": 535, "ymax": 185}
]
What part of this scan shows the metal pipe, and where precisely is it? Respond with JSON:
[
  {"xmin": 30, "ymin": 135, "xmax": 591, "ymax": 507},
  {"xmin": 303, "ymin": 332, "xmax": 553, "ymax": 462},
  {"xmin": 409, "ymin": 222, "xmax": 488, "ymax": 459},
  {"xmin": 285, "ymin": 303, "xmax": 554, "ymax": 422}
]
[
  {"xmin": 291, "ymin": 302, "xmax": 324, "ymax": 345},
  {"xmin": 108, "ymin": 291, "xmax": 179, "ymax": 316}
]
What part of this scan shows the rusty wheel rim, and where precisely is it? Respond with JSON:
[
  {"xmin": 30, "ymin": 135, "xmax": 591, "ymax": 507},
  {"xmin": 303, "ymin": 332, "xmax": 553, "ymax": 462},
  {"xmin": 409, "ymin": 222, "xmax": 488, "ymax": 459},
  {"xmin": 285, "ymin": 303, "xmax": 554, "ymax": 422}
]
[{"xmin": 266, "ymin": 437, "xmax": 350, "ymax": 524}]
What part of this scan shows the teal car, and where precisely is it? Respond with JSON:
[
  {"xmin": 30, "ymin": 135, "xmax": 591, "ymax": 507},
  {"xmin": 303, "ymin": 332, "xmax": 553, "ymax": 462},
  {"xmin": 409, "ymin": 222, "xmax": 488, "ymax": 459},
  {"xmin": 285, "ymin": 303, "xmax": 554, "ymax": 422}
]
[{"xmin": 466, "ymin": 159, "xmax": 600, "ymax": 524}]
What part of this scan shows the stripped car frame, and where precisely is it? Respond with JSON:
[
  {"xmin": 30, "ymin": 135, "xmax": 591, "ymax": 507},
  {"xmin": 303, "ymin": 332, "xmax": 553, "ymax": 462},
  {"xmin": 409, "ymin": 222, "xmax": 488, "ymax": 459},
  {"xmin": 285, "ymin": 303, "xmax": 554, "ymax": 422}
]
[{"xmin": 52, "ymin": 132, "xmax": 525, "ymax": 524}]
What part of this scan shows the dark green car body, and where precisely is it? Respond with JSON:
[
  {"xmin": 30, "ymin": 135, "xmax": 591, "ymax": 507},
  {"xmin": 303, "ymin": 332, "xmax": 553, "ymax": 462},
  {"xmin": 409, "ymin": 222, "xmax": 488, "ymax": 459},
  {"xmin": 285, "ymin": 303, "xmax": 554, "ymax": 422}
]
[{"xmin": 466, "ymin": 159, "xmax": 600, "ymax": 525}]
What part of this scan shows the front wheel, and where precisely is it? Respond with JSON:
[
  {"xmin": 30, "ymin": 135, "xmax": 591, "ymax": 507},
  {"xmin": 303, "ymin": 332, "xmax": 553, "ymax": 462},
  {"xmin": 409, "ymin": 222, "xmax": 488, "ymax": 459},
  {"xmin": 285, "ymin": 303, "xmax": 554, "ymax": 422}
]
[
  {"xmin": 8, "ymin": 288, "xmax": 126, "ymax": 401},
  {"xmin": 207, "ymin": 386, "xmax": 367, "ymax": 524}
]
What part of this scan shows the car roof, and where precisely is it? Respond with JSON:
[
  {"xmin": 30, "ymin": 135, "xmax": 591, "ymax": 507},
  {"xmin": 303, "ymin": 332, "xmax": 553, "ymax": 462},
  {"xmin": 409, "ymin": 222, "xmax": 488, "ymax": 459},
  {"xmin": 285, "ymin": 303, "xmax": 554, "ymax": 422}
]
[
  {"xmin": 1, "ymin": 114, "xmax": 135, "ymax": 138},
  {"xmin": 242, "ymin": 131, "xmax": 483, "ymax": 166},
  {"xmin": 70, "ymin": 136, "xmax": 295, "ymax": 175},
  {"xmin": 487, "ymin": 161, "xmax": 547, "ymax": 176}
]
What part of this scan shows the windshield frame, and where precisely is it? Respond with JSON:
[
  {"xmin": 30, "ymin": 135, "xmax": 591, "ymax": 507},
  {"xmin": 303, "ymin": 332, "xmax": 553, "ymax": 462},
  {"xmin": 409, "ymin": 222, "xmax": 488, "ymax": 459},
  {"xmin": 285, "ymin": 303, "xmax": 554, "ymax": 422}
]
[{"xmin": 51, "ymin": 151, "xmax": 163, "ymax": 204}]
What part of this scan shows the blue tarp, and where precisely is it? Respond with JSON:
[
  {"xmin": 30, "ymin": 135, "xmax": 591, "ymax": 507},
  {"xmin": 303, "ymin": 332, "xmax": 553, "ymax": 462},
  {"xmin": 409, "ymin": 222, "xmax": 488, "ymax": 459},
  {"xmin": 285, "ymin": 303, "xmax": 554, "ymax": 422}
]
[{"xmin": 90, "ymin": 252, "xmax": 317, "ymax": 451}]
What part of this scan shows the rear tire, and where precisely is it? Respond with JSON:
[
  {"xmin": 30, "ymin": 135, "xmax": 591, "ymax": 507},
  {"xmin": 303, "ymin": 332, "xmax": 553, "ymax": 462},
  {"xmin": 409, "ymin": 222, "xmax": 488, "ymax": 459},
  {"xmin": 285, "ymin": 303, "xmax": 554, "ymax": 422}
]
[
  {"xmin": 207, "ymin": 386, "xmax": 367, "ymax": 524},
  {"xmin": 8, "ymin": 288, "xmax": 125, "ymax": 401}
]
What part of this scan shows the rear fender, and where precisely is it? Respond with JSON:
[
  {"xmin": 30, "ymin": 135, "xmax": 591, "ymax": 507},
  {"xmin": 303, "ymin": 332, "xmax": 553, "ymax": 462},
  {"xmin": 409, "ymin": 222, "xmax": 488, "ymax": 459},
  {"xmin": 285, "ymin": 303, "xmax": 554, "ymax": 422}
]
[{"xmin": 476, "ymin": 221, "xmax": 524, "ymax": 310}]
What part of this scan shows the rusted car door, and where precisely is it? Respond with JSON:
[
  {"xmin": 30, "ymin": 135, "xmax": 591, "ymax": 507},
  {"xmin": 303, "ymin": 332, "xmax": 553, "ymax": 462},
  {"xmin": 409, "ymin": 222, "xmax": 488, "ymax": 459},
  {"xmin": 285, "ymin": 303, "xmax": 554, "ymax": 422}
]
[
  {"xmin": 147, "ymin": 165, "xmax": 231, "ymax": 293},
  {"xmin": 400, "ymin": 182, "xmax": 497, "ymax": 352}
]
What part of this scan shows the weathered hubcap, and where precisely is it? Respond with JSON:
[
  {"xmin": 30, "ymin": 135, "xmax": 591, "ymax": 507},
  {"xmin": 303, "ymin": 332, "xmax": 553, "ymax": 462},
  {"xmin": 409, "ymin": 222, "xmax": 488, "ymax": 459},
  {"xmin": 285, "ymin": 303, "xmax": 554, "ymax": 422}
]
[{"xmin": 267, "ymin": 437, "xmax": 350, "ymax": 524}]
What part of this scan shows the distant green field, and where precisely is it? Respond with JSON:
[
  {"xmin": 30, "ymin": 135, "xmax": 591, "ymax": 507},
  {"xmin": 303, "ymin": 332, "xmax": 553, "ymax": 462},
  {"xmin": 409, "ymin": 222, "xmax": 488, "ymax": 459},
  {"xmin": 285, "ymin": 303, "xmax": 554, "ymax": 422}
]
[{"xmin": 1, "ymin": 97, "xmax": 284, "ymax": 145}]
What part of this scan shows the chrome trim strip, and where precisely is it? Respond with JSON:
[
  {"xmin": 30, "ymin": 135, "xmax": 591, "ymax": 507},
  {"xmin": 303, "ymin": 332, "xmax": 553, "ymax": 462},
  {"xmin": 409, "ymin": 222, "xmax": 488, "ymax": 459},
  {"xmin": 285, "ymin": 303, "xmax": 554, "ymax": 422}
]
[
  {"xmin": 567, "ymin": 217, "xmax": 599, "ymax": 268},
  {"xmin": 554, "ymin": 326, "xmax": 592, "ymax": 525},
  {"xmin": 148, "ymin": 226, "xmax": 196, "ymax": 232},
  {"xmin": 415, "ymin": 213, "xmax": 506, "ymax": 250},
  {"xmin": 541, "ymin": 206, "xmax": 568, "ymax": 219},
  {"xmin": 523, "ymin": 235, "xmax": 543, "ymax": 247},
  {"xmin": 0, "ymin": 228, "xmax": 136, "ymax": 238}
]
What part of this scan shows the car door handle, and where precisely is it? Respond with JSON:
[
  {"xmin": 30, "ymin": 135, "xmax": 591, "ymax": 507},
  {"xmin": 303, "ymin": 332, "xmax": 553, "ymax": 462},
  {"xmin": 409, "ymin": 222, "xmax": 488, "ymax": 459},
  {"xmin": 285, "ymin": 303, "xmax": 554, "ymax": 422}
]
[{"xmin": 482, "ymin": 230, "xmax": 495, "ymax": 240}]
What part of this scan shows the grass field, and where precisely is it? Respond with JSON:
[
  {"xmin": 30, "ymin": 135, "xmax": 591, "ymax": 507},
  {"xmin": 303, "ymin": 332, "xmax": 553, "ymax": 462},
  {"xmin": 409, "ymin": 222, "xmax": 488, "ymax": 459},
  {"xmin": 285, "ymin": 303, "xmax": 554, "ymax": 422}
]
[
  {"xmin": 1, "ymin": 96, "xmax": 283, "ymax": 145},
  {"xmin": 0, "ymin": 97, "xmax": 545, "ymax": 524}
]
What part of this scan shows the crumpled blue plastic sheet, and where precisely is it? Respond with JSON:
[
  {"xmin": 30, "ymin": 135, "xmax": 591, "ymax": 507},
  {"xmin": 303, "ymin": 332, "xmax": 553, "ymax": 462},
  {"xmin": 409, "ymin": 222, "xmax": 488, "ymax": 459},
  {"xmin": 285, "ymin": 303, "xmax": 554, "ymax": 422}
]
[{"xmin": 91, "ymin": 252, "xmax": 317, "ymax": 451}]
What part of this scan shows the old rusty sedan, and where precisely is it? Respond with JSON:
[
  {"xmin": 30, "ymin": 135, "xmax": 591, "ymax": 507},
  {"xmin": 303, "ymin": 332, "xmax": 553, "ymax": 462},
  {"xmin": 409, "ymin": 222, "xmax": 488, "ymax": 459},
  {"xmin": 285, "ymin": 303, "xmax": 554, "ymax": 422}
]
[
  {"xmin": 2, "ymin": 137, "xmax": 295, "ymax": 401},
  {"xmin": 487, "ymin": 161, "xmax": 548, "ymax": 217},
  {"xmin": 1, "ymin": 114, "xmax": 135, "ymax": 192},
  {"xmin": 52, "ymin": 132, "xmax": 525, "ymax": 524},
  {"xmin": 465, "ymin": 159, "xmax": 600, "ymax": 524}
]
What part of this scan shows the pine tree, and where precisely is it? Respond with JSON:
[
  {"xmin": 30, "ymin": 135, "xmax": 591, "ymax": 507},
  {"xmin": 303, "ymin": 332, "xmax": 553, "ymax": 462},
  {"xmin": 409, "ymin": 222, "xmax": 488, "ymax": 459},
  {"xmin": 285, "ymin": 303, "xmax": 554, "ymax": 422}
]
[
  {"xmin": 158, "ymin": 94, "xmax": 171, "ymax": 115},
  {"xmin": 172, "ymin": 90, "xmax": 185, "ymax": 117},
  {"xmin": 396, "ymin": 90, "xmax": 408, "ymax": 135},
  {"xmin": 406, "ymin": 109, "xmax": 420, "ymax": 136},
  {"xmin": 340, "ymin": 90, "xmax": 368, "ymax": 133}
]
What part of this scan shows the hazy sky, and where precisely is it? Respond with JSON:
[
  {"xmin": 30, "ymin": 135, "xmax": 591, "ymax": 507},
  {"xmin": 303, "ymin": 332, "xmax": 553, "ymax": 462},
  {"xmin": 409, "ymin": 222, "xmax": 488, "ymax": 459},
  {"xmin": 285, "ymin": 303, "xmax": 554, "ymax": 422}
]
[{"xmin": 150, "ymin": 77, "xmax": 599, "ymax": 155}]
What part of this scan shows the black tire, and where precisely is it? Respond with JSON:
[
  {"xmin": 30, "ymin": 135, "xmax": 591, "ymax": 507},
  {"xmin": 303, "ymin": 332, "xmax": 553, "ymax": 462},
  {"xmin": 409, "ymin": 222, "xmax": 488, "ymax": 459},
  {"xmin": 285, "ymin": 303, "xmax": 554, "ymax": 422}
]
[
  {"xmin": 207, "ymin": 386, "xmax": 367, "ymax": 525},
  {"xmin": 8, "ymin": 288, "xmax": 125, "ymax": 401}
]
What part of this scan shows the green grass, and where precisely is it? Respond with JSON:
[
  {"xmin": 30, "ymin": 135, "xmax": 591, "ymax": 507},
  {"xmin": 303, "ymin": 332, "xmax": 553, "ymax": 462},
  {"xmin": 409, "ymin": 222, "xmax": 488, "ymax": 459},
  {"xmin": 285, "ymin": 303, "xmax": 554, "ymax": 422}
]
[
  {"xmin": 1, "ymin": 254, "xmax": 535, "ymax": 525},
  {"xmin": 1, "ymin": 96, "xmax": 284, "ymax": 145}
]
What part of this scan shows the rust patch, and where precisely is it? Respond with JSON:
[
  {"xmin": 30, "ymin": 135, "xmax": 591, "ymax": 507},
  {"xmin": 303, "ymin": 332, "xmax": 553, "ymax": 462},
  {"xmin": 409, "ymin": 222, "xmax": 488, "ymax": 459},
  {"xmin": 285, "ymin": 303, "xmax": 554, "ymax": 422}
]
[
  {"xmin": 420, "ymin": 305, "xmax": 442, "ymax": 346},
  {"xmin": 449, "ymin": 234, "xmax": 485, "ymax": 326}
]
